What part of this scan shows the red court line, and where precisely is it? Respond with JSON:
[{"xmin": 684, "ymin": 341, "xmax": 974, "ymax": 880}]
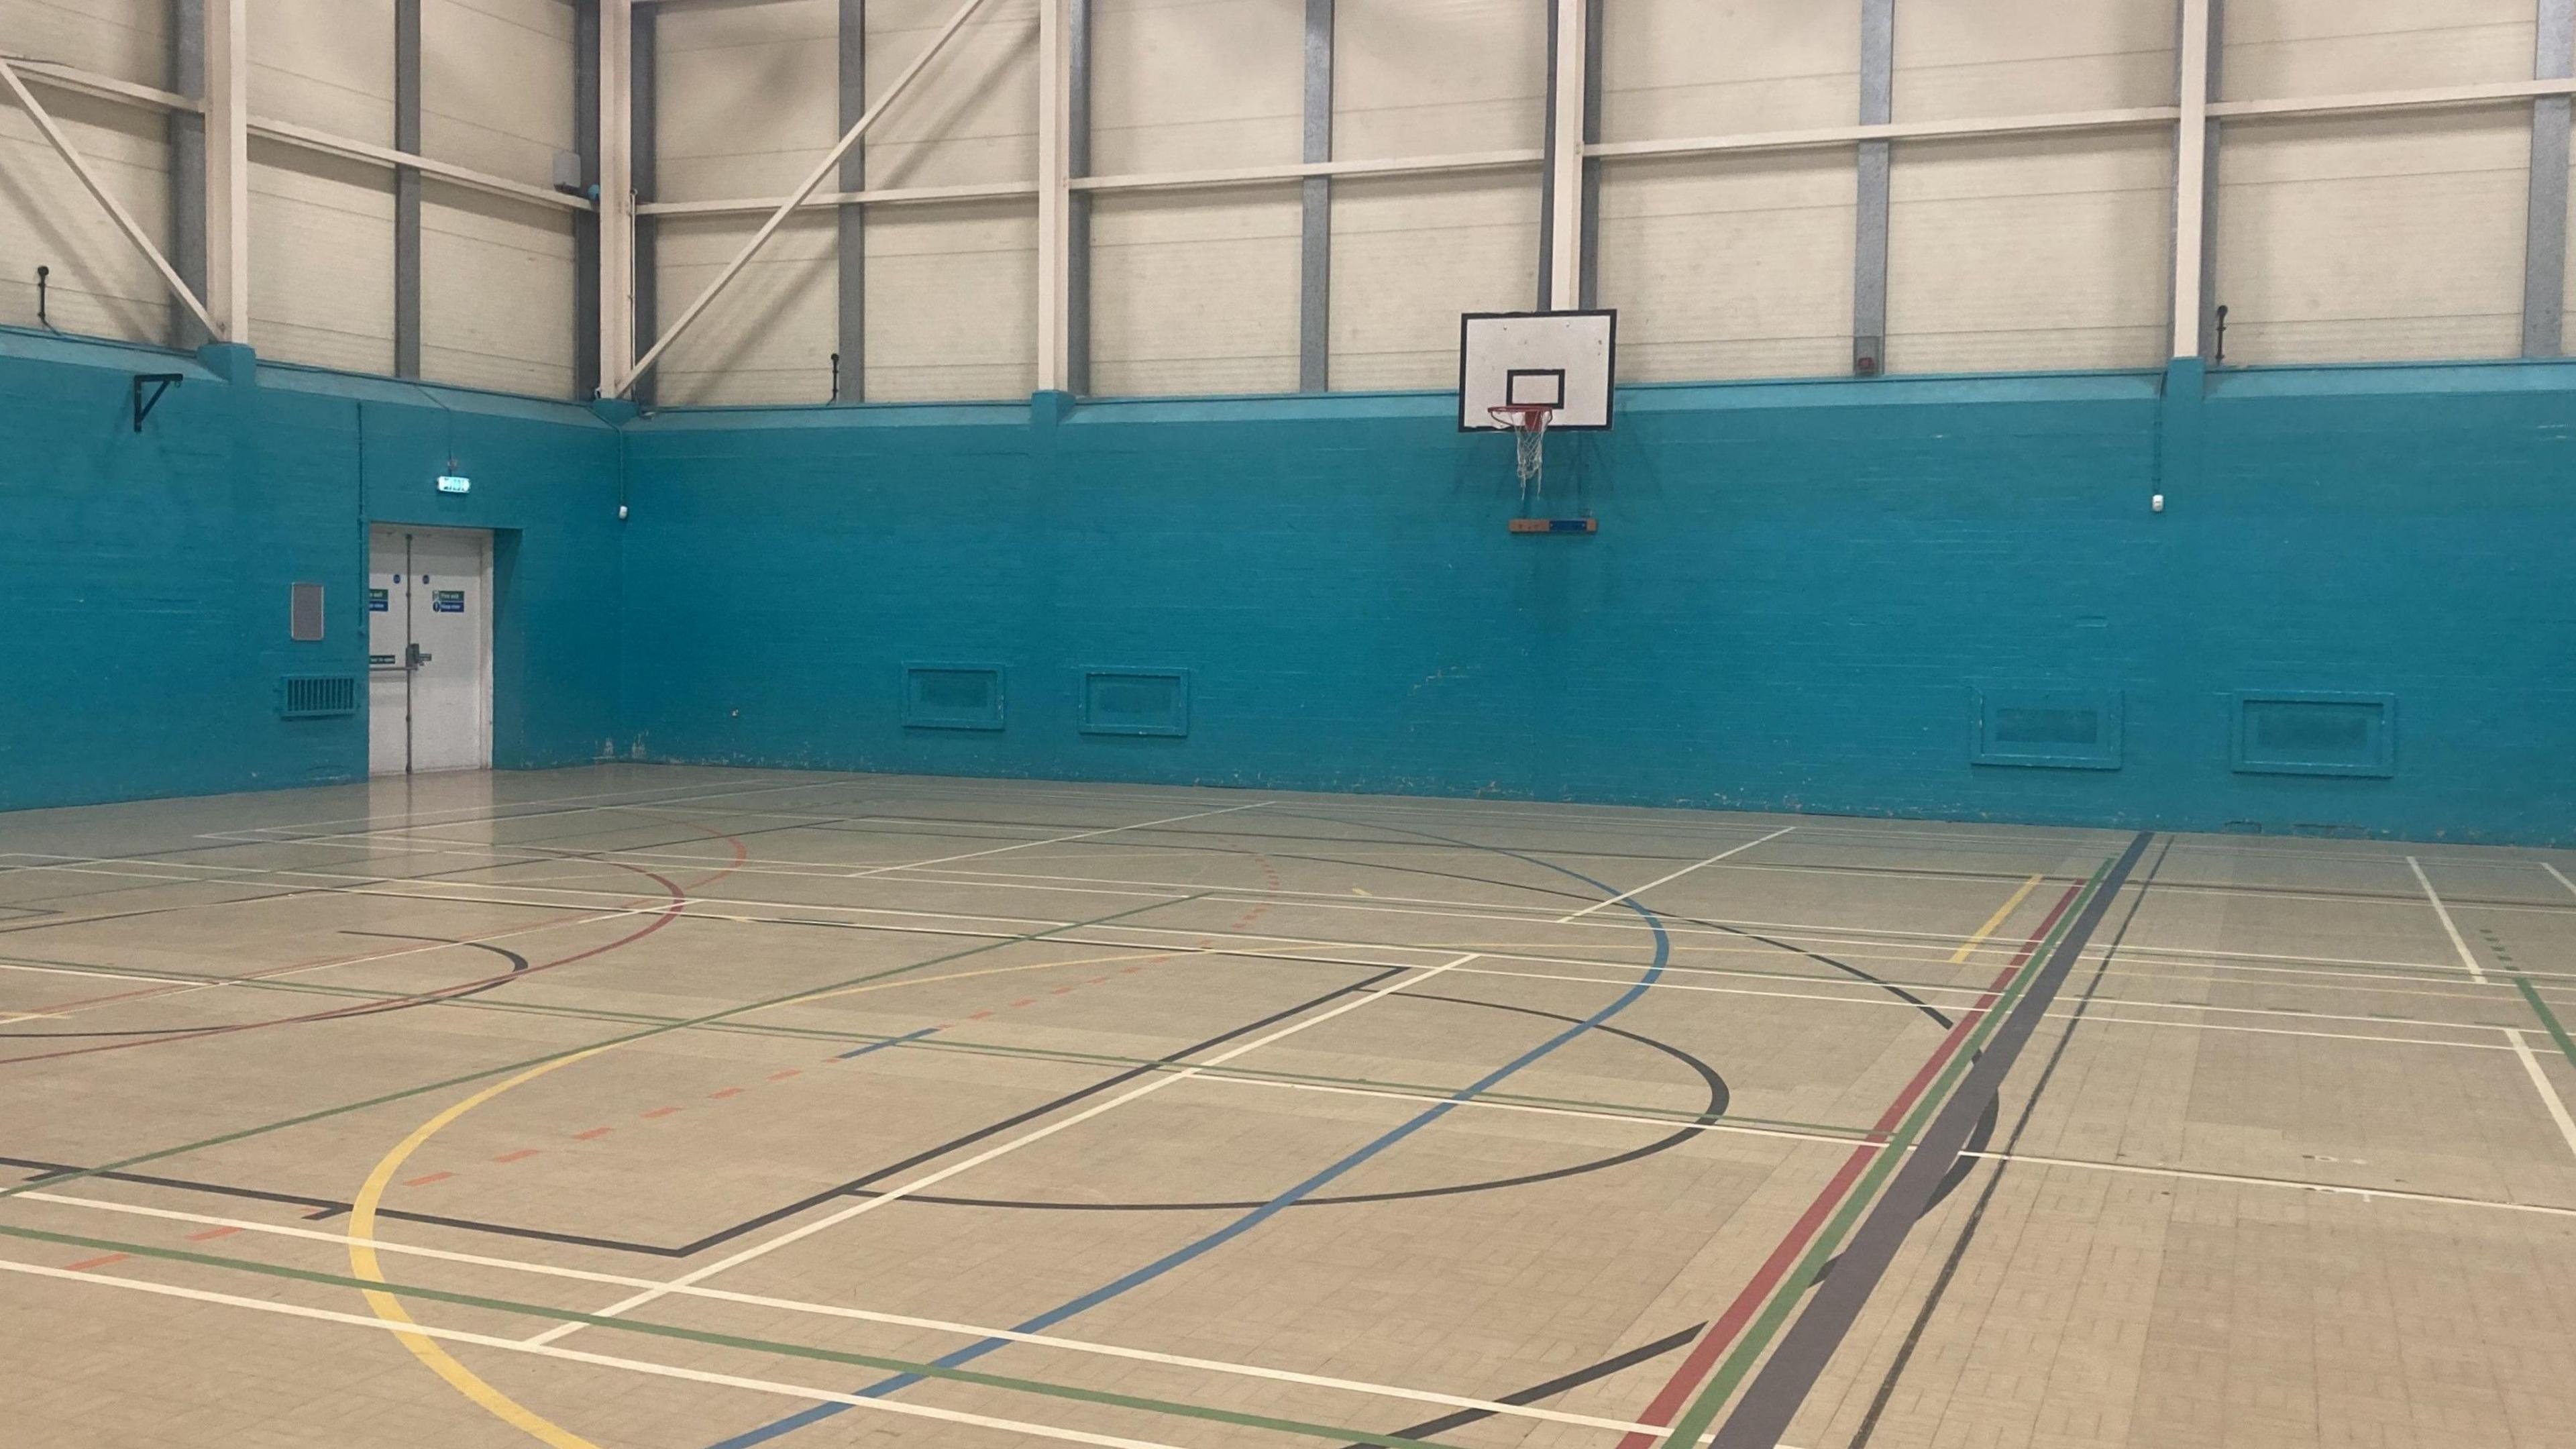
[
  {"xmin": 64, "ymin": 1253, "xmax": 128, "ymax": 1271},
  {"xmin": 765, "ymin": 1070, "xmax": 800, "ymax": 1081},
  {"xmin": 1611, "ymin": 881, "xmax": 2084, "ymax": 1449},
  {"xmin": 492, "ymin": 1149, "xmax": 541, "ymax": 1164},
  {"xmin": 640, "ymin": 1107, "xmax": 681, "ymax": 1120},
  {"xmin": 401, "ymin": 1171, "xmax": 454, "ymax": 1188},
  {"xmin": 709, "ymin": 1087, "xmax": 747, "ymax": 1099},
  {"xmin": 572, "ymin": 1127, "xmax": 613, "ymax": 1141},
  {"xmin": 184, "ymin": 1226, "xmax": 239, "ymax": 1242}
]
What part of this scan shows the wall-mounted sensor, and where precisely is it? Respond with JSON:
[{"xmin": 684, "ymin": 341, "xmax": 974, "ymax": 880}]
[
  {"xmin": 2151, "ymin": 493, "xmax": 2165, "ymax": 513},
  {"xmin": 618, "ymin": 504, "xmax": 630, "ymax": 521}
]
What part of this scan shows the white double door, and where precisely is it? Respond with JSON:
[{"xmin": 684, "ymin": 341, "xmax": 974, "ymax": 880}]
[{"xmin": 368, "ymin": 525, "xmax": 492, "ymax": 776}]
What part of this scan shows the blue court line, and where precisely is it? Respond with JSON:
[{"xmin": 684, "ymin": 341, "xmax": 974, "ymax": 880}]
[
  {"xmin": 835, "ymin": 1026, "xmax": 940, "ymax": 1061},
  {"xmin": 708, "ymin": 837, "xmax": 1678, "ymax": 1449}
]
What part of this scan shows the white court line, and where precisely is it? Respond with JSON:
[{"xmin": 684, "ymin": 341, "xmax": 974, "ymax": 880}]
[
  {"xmin": 845, "ymin": 801, "xmax": 1274, "ymax": 878},
  {"xmin": 0, "ymin": 1258, "xmax": 1197, "ymax": 1449},
  {"xmin": 519, "ymin": 950, "xmax": 1485, "ymax": 1348},
  {"xmin": 12, "ymin": 1191, "xmax": 1658, "ymax": 1438},
  {"xmin": 2506, "ymin": 1028, "xmax": 2576, "ymax": 1163},
  {"xmin": 2407, "ymin": 856, "xmax": 2488, "ymax": 984},
  {"xmin": 1962, "ymin": 1148, "xmax": 2576, "ymax": 1218},
  {"xmin": 1554, "ymin": 826, "xmax": 1799, "ymax": 922},
  {"xmin": 2546, "ymin": 861, "xmax": 2576, "ymax": 900}
]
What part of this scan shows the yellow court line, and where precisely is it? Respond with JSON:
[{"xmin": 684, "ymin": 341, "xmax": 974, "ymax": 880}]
[{"xmin": 1949, "ymin": 875, "xmax": 2045, "ymax": 963}]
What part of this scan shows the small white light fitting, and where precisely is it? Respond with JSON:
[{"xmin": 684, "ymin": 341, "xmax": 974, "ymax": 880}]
[
  {"xmin": 617, "ymin": 504, "xmax": 629, "ymax": 520},
  {"xmin": 2150, "ymin": 492, "xmax": 2165, "ymax": 513},
  {"xmin": 436, "ymin": 474, "xmax": 472, "ymax": 495}
]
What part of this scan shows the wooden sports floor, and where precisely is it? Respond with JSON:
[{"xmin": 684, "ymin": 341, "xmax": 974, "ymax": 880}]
[{"xmin": 3, "ymin": 766, "xmax": 2573, "ymax": 1449}]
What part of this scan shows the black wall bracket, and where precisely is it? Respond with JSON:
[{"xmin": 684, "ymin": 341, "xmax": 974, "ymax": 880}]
[{"xmin": 132, "ymin": 373, "xmax": 184, "ymax": 433}]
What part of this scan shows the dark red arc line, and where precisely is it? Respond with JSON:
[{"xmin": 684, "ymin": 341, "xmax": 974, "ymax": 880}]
[
  {"xmin": 0, "ymin": 824, "xmax": 750, "ymax": 1069},
  {"xmin": 1609, "ymin": 880, "xmax": 2084, "ymax": 1449}
]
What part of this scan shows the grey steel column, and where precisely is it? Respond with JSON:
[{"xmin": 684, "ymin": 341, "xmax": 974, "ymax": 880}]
[
  {"xmin": 2191, "ymin": 0, "xmax": 2224, "ymax": 360},
  {"xmin": 1298, "ymin": 0, "xmax": 1332, "ymax": 390},
  {"xmin": 1065, "ymin": 0, "xmax": 1091, "ymax": 396},
  {"xmin": 394, "ymin": 0, "xmax": 422, "ymax": 378},
  {"xmin": 1536, "ymin": 0, "xmax": 1560, "ymax": 307},
  {"xmin": 169, "ymin": 0, "xmax": 207, "ymax": 349},
  {"xmin": 1577, "ymin": 0, "xmax": 1601, "ymax": 309},
  {"xmin": 2525, "ymin": 0, "xmax": 2574, "ymax": 356},
  {"xmin": 837, "ymin": 0, "xmax": 864, "ymax": 399},
  {"xmin": 631, "ymin": 1, "xmax": 658, "ymax": 408},
  {"xmin": 574, "ymin": 0, "xmax": 601, "ymax": 399},
  {"xmin": 1852, "ymin": 0, "xmax": 1892, "ymax": 376}
]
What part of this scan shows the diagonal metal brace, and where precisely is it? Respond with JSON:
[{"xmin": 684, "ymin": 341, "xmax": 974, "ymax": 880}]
[{"xmin": 132, "ymin": 374, "xmax": 184, "ymax": 432}]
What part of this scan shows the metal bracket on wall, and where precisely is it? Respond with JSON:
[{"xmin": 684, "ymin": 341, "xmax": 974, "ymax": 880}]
[{"xmin": 131, "ymin": 374, "xmax": 185, "ymax": 432}]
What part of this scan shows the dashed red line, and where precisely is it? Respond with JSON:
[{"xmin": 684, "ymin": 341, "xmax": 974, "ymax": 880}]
[
  {"xmin": 492, "ymin": 1149, "xmax": 541, "ymax": 1164},
  {"xmin": 401, "ymin": 1171, "xmax": 453, "ymax": 1188},
  {"xmin": 64, "ymin": 1253, "xmax": 128, "ymax": 1272},
  {"xmin": 766, "ymin": 1069, "xmax": 800, "ymax": 1081},
  {"xmin": 640, "ymin": 1106, "xmax": 680, "ymax": 1120},
  {"xmin": 184, "ymin": 1226, "xmax": 240, "ymax": 1242},
  {"xmin": 708, "ymin": 1087, "xmax": 747, "ymax": 1099},
  {"xmin": 572, "ymin": 1126, "xmax": 613, "ymax": 1141}
]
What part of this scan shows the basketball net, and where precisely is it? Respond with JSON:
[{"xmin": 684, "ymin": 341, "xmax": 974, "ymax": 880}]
[{"xmin": 1490, "ymin": 403, "xmax": 1552, "ymax": 504}]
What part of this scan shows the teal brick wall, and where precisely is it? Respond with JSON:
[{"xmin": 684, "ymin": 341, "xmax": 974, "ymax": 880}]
[{"xmin": 0, "ymin": 329, "xmax": 621, "ymax": 810}]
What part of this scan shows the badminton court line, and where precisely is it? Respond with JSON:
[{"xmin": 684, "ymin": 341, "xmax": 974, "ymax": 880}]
[
  {"xmin": 2547, "ymin": 861, "xmax": 2576, "ymax": 900},
  {"xmin": 843, "ymin": 801, "xmax": 1272, "ymax": 878},
  {"xmin": 2506, "ymin": 1028, "xmax": 2576, "ymax": 1163},
  {"xmin": 517, "ymin": 951, "xmax": 1483, "ymax": 1348},
  {"xmin": 1554, "ymin": 826, "xmax": 1797, "ymax": 922},
  {"xmin": 2407, "ymin": 857, "xmax": 2488, "ymax": 984}
]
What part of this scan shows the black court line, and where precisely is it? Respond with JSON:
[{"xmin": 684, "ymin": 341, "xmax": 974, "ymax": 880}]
[
  {"xmin": 1843, "ymin": 835, "xmax": 2170, "ymax": 1447},
  {"xmin": 1707, "ymin": 829, "xmax": 2157, "ymax": 1449}
]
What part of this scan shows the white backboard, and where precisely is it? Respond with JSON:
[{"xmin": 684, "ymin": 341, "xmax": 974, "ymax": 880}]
[{"xmin": 1458, "ymin": 310, "xmax": 1616, "ymax": 431}]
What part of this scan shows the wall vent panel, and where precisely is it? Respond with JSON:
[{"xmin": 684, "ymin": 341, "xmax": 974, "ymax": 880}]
[
  {"xmin": 1081, "ymin": 669, "xmax": 1190, "ymax": 738},
  {"xmin": 902, "ymin": 664, "xmax": 1006, "ymax": 731},
  {"xmin": 2231, "ymin": 692, "xmax": 2396, "ymax": 777},
  {"xmin": 278, "ymin": 674, "xmax": 358, "ymax": 719},
  {"xmin": 1971, "ymin": 688, "xmax": 2123, "ymax": 769}
]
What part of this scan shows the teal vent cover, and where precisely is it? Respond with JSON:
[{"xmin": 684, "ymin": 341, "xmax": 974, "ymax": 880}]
[
  {"xmin": 903, "ymin": 664, "xmax": 1005, "ymax": 731},
  {"xmin": 1970, "ymin": 688, "xmax": 2122, "ymax": 769},
  {"xmin": 278, "ymin": 674, "xmax": 358, "ymax": 719},
  {"xmin": 1081, "ymin": 669, "xmax": 1190, "ymax": 737},
  {"xmin": 2231, "ymin": 692, "xmax": 2396, "ymax": 777}
]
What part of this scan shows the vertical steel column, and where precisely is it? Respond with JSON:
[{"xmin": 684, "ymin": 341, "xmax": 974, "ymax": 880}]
[
  {"xmin": 2171, "ymin": 0, "xmax": 2213, "ymax": 359},
  {"xmin": 630, "ymin": 2, "xmax": 659, "ymax": 407},
  {"xmin": 394, "ymin": 0, "xmax": 423, "ymax": 378},
  {"xmin": 2193, "ymin": 0, "xmax": 2225, "ymax": 360},
  {"xmin": 1566, "ymin": 0, "xmax": 1587, "ymax": 307},
  {"xmin": 597, "ymin": 0, "xmax": 635, "ymax": 396},
  {"xmin": 1298, "ymin": 0, "xmax": 1332, "ymax": 391},
  {"xmin": 574, "ymin": 0, "xmax": 602, "ymax": 400},
  {"xmin": 1536, "ymin": 0, "xmax": 1585, "ymax": 309},
  {"xmin": 1065, "ymin": 0, "xmax": 1091, "ymax": 396},
  {"xmin": 203, "ymin": 0, "xmax": 248, "ymax": 341},
  {"xmin": 837, "ymin": 0, "xmax": 865, "ymax": 399},
  {"xmin": 1852, "ymin": 0, "xmax": 1893, "ymax": 375},
  {"xmin": 1035, "ymin": 0, "xmax": 1072, "ymax": 393},
  {"xmin": 2524, "ymin": 0, "xmax": 2574, "ymax": 357},
  {"xmin": 169, "ymin": 0, "xmax": 208, "ymax": 349}
]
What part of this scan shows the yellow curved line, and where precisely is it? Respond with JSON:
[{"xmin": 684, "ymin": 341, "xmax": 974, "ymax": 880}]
[
  {"xmin": 347, "ymin": 1048, "xmax": 612, "ymax": 1449},
  {"xmin": 341, "ymin": 943, "xmax": 1178, "ymax": 1445}
]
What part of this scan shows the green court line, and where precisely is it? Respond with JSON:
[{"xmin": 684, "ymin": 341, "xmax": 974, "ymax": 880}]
[
  {"xmin": 0, "ymin": 892, "xmax": 1208, "ymax": 1205},
  {"xmin": 1652, "ymin": 857, "xmax": 2111, "ymax": 1449},
  {"xmin": 0, "ymin": 1222, "xmax": 1464, "ymax": 1449}
]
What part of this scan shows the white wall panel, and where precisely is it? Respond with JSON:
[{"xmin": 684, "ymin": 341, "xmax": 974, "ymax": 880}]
[
  {"xmin": 864, "ymin": 199, "xmax": 1036, "ymax": 400},
  {"xmin": 1089, "ymin": 186, "xmax": 1299, "ymax": 396},
  {"xmin": 1894, "ymin": 0, "xmax": 2178, "ymax": 121},
  {"xmin": 250, "ymin": 0, "xmax": 396, "ymax": 144},
  {"xmin": 867, "ymin": 0, "xmax": 1038, "ymax": 190},
  {"xmin": 657, "ymin": 0, "xmax": 835, "ymax": 203},
  {"xmin": 653, "ymin": 211, "xmax": 838, "ymax": 405},
  {"xmin": 1885, "ymin": 131, "xmax": 2171, "ymax": 373},
  {"xmin": 0, "ymin": 0, "xmax": 170, "ymax": 89},
  {"xmin": 248, "ymin": 140, "xmax": 396, "ymax": 374},
  {"xmin": 1330, "ymin": 172, "xmax": 1538, "ymax": 390},
  {"xmin": 1091, "ymin": 0, "xmax": 1300, "ymax": 174},
  {"xmin": 1595, "ymin": 153, "xmax": 1854, "ymax": 382},
  {"xmin": 0, "ymin": 91, "xmax": 172, "ymax": 343},
  {"xmin": 421, "ymin": 183, "xmax": 576, "ymax": 396},
  {"xmin": 1597, "ymin": 0, "xmax": 1857, "ymax": 145},
  {"xmin": 2216, "ymin": 110, "xmax": 2528, "ymax": 364},
  {"xmin": 1335, "ymin": 0, "xmax": 1544, "ymax": 160},
  {"xmin": 424, "ymin": 0, "xmax": 575, "ymax": 187},
  {"xmin": 2225, "ymin": 0, "xmax": 2537, "ymax": 101}
]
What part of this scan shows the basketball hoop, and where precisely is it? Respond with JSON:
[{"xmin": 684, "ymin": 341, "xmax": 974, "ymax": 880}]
[{"xmin": 1489, "ymin": 402, "xmax": 1553, "ymax": 498}]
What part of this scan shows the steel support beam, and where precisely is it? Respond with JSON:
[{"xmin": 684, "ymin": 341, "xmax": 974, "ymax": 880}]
[
  {"xmin": 2171, "ymin": 0, "xmax": 2213, "ymax": 359},
  {"xmin": 1536, "ymin": 0, "xmax": 1586, "ymax": 309},
  {"xmin": 574, "ymin": 0, "xmax": 602, "ymax": 400},
  {"xmin": 2525, "ymin": 0, "xmax": 2574, "ymax": 357},
  {"xmin": 837, "ymin": 0, "xmax": 865, "ymax": 400},
  {"xmin": 1854, "ymin": 0, "xmax": 1892, "ymax": 375},
  {"xmin": 626, "ymin": 0, "xmax": 995, "ymax": 395},
  {"xmin": 394, "ymin": 0, "xmax": 423, "ymax": 378},
  {"xmin": 1298, "ymin": 0, "xmax": 1332, "ymax": 391},
  {"xmin": 631, "ymin": 2, "xmax": 658, "ymax": 405},
  {"xmin": 1577, "ymin": 0, "xmax": 1601, "ymax": 309},
  {"xmin": 1035, "ymin": 0, "xmax": 1072, "ymax": 393},
  {"xmin": 598, "ymin": 0, "xmax": 635, "ymax": 397},
  {"xmin": 203, "ymin": 0, "xmax": 248, "ymax": 341},
  {"xmin": 1064, "ymin": 0, "xmax": 1091, "ymax": 396},
  {"xmin": 2194, "ymin": 0, "xmax": 2225, "ymax": 361},
  {"xmin": 169, "ymin": 0, "xmax": 207, "ymax": 349}
]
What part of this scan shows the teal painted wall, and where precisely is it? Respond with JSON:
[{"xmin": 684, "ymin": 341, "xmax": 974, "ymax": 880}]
[
  {"xmin": 619, "ymin": 364, "xmax": 2576, "ymax": 845},
  {"xmin": 9, "ymin": 322, "xmax": 2571, "ymax": 843},
  {"xmin": 0, "ymin": 329, "xmax": 621, "ymax": 811}
]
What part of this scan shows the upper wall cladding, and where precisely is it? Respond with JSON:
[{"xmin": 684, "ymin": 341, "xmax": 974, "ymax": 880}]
[
  {"xmin": 0, "ymin": 1, "xmax": 174, "ymax": 343},
  {"xmin": 651, "ymin": 0, "xmax": 1037, "ymax": 407}
]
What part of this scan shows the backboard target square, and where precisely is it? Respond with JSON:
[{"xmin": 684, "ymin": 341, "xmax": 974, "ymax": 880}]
[{"xmin": 1459, "ymin": 310, "xmax": 1615, "ymax": 431}]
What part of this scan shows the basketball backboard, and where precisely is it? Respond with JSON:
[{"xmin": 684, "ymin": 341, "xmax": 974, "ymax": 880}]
[{"xmin": 1458, "ymin": 310, "xmax": 1616, "ymax": 431}]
